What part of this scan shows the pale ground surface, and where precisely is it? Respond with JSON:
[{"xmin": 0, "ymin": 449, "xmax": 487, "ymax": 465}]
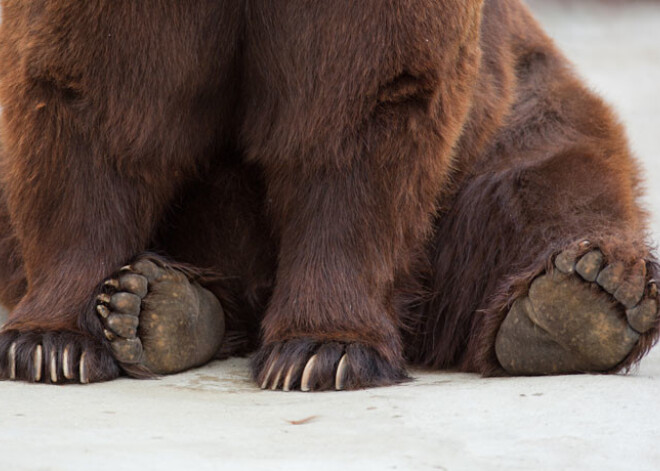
[{"xmin": 2, "ymin": 1, "xmax": 660, "ymax": 470}]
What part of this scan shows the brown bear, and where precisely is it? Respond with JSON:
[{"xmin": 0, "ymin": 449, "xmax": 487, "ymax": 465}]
[{"xmin": 0, "ymin": 0, "xmax": 658, "ymax": 390}]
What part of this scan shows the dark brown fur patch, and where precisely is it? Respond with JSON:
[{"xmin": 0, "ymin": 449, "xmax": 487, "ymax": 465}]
[{"xmin": 0, "ymin": 0, "xmax": 656, "ymax": 385}]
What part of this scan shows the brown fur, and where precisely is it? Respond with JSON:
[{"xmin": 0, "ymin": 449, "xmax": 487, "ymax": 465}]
[{"xmin": 0, "ymin": 0, "xmax": 656, "ymax": 385}]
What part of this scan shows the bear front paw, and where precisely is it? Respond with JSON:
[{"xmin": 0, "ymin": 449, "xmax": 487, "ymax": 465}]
[
  {"xmin": 0, "ymin": 330, "xmax": 120, "ymax": 384},
  {"xmin": 252, "ymin": 339, "xmax": 408, "ymax": 392}
]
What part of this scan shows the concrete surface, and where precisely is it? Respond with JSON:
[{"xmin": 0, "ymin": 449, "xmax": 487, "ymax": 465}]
[{"xmin": 2, "ymin": 1, "xmax": 660, "ymax": 470}]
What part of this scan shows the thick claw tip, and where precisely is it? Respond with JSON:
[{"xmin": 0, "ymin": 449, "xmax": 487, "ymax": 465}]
[
  {"xmin": 300, "ymin": 355, "xmax": 318, "ymax": 392},
  {"xmin": 49, "ymin": 350, "xmax": 58, "ymax": 383},
  {"xmin": 103, "ymin": 329, "xmax": 116, "ymax": 341},
  {"xmin": 79, "ymin": 351, "xmax": 89, "ymax": 384},
  {"xmin": 63, "ymin": 346, "xmax": 74, "ymax": 380},
  {"xmin": 8, "ymin": 342, "xmax": 17, "ymax": 380},
  {"xmin": 270, "ymin": 367, "xmax": 283, "ymax": 391},
  {"xmin": 33, "ymin": 345, "xmax": 43, "ymax": 382},
  {"xmin": 335, "ymin": 354, "xmax": 348, "ymax": 391},
  {"xmin": 104, "ymin": 279, "xmax": 120, "ymax": 289},
  {"xmin": 97, "ymin": 304, "xmax": 110, "ymax": 318},
  {"xmin": 283, "ymin": 365, "xmax": 297, "ymax": 392},
  {"xmin": 260, "ymin": 361, "xmax": 276, "ymax": 390}
]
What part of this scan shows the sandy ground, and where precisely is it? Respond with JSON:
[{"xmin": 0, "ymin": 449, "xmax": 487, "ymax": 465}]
[{"xmin": 1, "ymin": 1, "xmax": 660, "ymax": 470}]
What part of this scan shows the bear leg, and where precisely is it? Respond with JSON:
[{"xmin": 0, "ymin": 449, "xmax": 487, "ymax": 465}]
[
  {"xmin": 242, "ymin": 0, "xmax": 484, "ymax": 390},
  {"xmin": 411, "ymin": 144, "xmax": 658, "ymax": 376},
  {"xmin": 0, "ymin": 1, "xmax": 242, "ymax": 383}
]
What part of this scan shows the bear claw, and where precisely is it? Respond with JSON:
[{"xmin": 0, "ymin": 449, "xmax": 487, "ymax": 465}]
[
  {"xmin": 79, "ymin": 351, "xmax": 89, "ymax": 384},
  {"xmin": 335, "ymin": 354, "xmax": 349, "ymax": 391},
  {"xmin": 255, "ymin": 340, "xmax": 407, "ymax": 392},
  {"xmin": 62, "ymin": 345, "xmax": 75, "ymax": 379},
  {"xmin": 282, "ymin": 364, "xmax": 298, "ymax": 392},
  {"xmin": 2, "ymin": 336, "xmax": 110, "ymax": 384},
  {"xmin": 48, "ymin": 348, "xmax": 57, "ymax": 383},
  {"xmin": 33, "ymin": 345, "xmax": 43, "ymax": 382},
  {"xmin": 300, "ymin": 354, "xmax": 318, "ymax": 392},
  {"xmin": 8, "ymin": 342, "xmax": 16, "ymax": 379}
]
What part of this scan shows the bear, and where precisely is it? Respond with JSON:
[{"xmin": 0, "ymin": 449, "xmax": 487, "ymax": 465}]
[{"xmin": 0, "ymin": 0, "xmax": 658, "ymax": 390}]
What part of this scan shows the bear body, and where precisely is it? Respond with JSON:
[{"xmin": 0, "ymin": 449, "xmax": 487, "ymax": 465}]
[{"xmin": 0, "ymin": 0, "xmax": 657, "ymax": 388}]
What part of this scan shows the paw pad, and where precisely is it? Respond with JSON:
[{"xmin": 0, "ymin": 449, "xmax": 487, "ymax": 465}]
[
  {"xmin": 96, "ymin": 257, "xmax": 224, "ymax": 376},
  {"xmin": 496, "ymin": 243, "xmax": 659, "ymax": 375}
]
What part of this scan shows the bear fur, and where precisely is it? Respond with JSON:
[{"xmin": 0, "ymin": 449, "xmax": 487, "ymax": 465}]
[{"xmin": 0, "ymin": 0, "xmax": 657, "ymax": 386}]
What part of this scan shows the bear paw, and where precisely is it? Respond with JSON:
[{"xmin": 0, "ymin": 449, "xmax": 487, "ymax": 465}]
[
  {"xmin": 253, "ymin": 339, "xmax": 408, "ymax": 392},
  {"xmin": 0, "ymin": 330, "xmax": 120, "ymax": 384},
  {"xmin": 97, "ymin": 257, "xmax": 225, "ymax": 376},
  {"xmin": 495, "ymin": 242, "xmax": 659, "ymax": 375}
]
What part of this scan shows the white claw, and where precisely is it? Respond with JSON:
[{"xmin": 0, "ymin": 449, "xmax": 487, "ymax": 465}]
[
  {"xmin": 103, "ymin": 329, "xmax": 116, "ymax": 341},
  {"xmin": 79, "ymin": 351, "xmax": 89, "ymax": 384},
  {"xmin": 300, "ymin": 354, "xmax": 318, "ymax": 392},
  {"xmin": 120, "ymin": 265, "xmax": 132, "ymax": 272},
  {"xmin": 335, "ymin": 354, "xmax": 348, "ymax": 391},
  {"xmin": 49, "ymin": 349, "xmax": 58, "ymax": 383},
  {"xmin": 33, "ymin": 345, "xmax": 43, "ymax": 382},
  {"xmin": 260, "ymin": 361, "xmax": 276, "ymax": 390},
  {"xmin": 8, "ymin": 342, "xmax": 17, "ymax": 380},
  {"xmin": 97, "ymin": 305, "xmax": 110, "ymax": 318},
  {"xmin": 282, "ymin": 364, "xmax": 297, "ymax": 392},
  {"xmin": 104, "ymin": 279, "xmax": 120, "ymax": 289},
  {"xmin": 97, "ymin": 293, "xmax": 111, "ymax": 304},
  {"xmin": 63, "ymin": 345, "xmax": 74, "ymax": 380},
  {"xmin": 270, "ymin": 367, "xmax": 283, "ymax": 391}
]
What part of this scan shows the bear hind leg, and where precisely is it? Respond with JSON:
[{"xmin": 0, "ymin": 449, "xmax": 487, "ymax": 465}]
[
  {"xmin": 414, "ymin": 145, "xmax": 660, "ymax": 376},
  {"xmin": 467, "ymin": 148, "xmax": 660, "ymax": 375}
]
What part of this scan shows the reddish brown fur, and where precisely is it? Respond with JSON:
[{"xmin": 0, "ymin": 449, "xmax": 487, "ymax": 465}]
[{"xmin": 0, "ymin": 0, "xmax": 657, "ymax": 385}]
